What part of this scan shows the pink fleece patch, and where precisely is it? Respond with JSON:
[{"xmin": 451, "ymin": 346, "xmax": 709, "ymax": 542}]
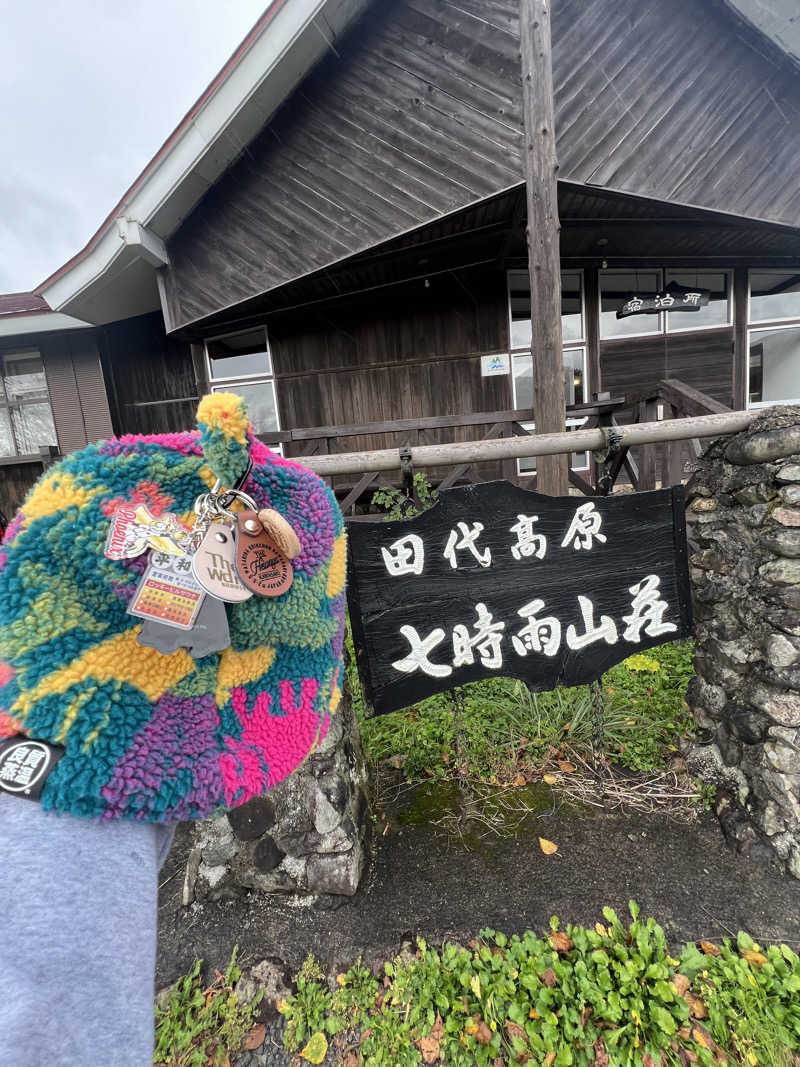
[{"xmin": 220, "ymin": 679, "xmax": 322, "ymax": 805}]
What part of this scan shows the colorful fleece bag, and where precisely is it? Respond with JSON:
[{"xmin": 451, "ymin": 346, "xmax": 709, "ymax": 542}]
[{"xmin": 0, "ymin": 393, "xmax": 346, "ymax": 821}]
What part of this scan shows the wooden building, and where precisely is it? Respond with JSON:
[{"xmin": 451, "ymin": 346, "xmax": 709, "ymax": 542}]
[{"xmin": 3, "ymin": 0, "xmax": 800, "ymax": 515}]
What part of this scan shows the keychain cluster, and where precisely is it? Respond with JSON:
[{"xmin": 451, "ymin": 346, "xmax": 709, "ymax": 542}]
[{"xmin": 103, "ymin": 482, "xmax": 301, "ymax": 658}]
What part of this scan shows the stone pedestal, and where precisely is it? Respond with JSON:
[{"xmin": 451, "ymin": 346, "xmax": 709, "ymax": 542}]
[
  {"xmin": 183, "ymin": 683, "xmax": 369, "ymax": 902},
  {"xmin": 686, "ymin": 405, "xmax": 800, "ymax": 878}
]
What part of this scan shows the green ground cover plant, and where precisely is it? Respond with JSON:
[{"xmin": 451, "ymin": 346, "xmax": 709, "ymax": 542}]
[
  {"xmin": 277, "ymin": 903, "xmax": 800, "ymax": 1067},
  {"xmin": 154, "ymin": 948, "xmax": 261, "ymax": 1067}
]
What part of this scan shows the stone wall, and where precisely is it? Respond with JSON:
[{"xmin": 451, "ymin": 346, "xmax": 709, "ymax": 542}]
[
  {"xmin": 687, "ymin": 404, "xmax": 800, "ymax": 879},
  {"xmin": 183, "ymin": 684, "xmax": 369, "ymax": 903}
]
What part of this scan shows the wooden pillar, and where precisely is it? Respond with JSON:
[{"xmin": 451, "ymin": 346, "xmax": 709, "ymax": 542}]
[
  {"xmin": 191, "ymin": 343, "xmax": 210, "ymax": 401},
  {"xmin": 520, "ymin": 0, "xmax": 567, "ymax": 496},
  {"xmin": 732, "ymin": 267, "xmax": 749, "ymax": 410}
]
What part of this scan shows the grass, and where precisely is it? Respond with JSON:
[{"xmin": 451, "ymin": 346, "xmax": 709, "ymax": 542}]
[
  {"xmin": 153, "ymin": 948, "xmax": 261, "ymax": 1067},
  {"xmin": 277, "ymin": 903, "xmax": 800, "ymax": 1067},
  {"xmin": 350, "ymin": 628, "xmax": 696, "ymax": 792}
]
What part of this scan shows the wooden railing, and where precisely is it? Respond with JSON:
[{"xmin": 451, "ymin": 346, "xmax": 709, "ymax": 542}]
[{"xmin": 260, "ymin": 379, "xmax": 735, "ymax": 512}]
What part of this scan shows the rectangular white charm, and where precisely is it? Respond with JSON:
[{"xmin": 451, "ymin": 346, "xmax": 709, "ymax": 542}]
[{"xmin": 481, "ymin": 353, "xmax": 510, "ymax": 377}]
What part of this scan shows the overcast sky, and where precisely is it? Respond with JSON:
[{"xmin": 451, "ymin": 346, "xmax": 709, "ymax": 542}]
[{"xmin": 0, "ymin": 0, "xmax": 267, "ymax": 294}]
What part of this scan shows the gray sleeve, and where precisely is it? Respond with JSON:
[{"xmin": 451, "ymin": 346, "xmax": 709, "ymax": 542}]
[{"xmin": 0, "ymin": 795, "xmax": 175, "ymax": 1067}]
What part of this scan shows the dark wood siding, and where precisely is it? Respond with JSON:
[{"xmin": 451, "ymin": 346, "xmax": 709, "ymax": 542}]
[
  {"xmin": 161, "ymin": 0, "xmax": 800, "ymax": 329},
  {"xmin": 271, "ymin": 269, "xmax": 510, "ymax": 453},
  {"xmin": 600, "ymin": 329, "xmax": 735, "ymax": 408},
  {"xmin": 0, "ymin": 461, "xmax": 46, "ymax": 522},
  {"xmin": 99, "ymin": 312, "xmax": 198, "ymax": 436}
]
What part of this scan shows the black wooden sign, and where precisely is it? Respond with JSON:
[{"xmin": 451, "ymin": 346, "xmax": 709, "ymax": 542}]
[
  {"xmin": 617, "ymin": 281, "xmax": 710, "ymax": 319},
  {"xmin": 346, "ymin": 481, "xmax": 692, "ymax": 716}
]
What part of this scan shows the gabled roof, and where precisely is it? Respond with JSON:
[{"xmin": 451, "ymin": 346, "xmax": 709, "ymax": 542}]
[
  {"xmin": 34, "ymin": 0, "xmax": 370, "ymax": 325},
  {"xmin": 17, "ymin": 0, "xmax": 800, "ymax": 330}
]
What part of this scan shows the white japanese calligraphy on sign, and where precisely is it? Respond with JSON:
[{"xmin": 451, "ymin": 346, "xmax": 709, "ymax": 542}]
[
  {"xmin": 561, "ymin": 502, "xmax": 607, "ymax": 551},
  {"xmin": 443, "ymin": 521, "xmax": 491, "ymax": 569},
  {"xmin": 511, "ymin": 599, "xmax": 561, "ymax": 657},
  {"xmin": 509, "ymin": 514, "xmax": 547, "ymax": 561},
  {"xmin": 381, "ymin": 534, "xmax": 424, "ymax": 576},
  {"xmin": 622, "ymin": 575, "xmax": 677, "ymax": 642},
  {"xmin": 392, "ymin": 625, "xmax": 452, "ymax": 678},
  {"xmin": 566, "ymin": 595, "xmax": 618, "ymax": 650},
  {"xmin": 452, "ymin": 602, "xmax": 505, "ymax": 669},
  {"xmin": 682, "ymin": 291, "xmax": 702, "ymax": 307}
]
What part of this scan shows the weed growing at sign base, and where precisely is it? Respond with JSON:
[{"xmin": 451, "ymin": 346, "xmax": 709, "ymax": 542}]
[{"xmin": 351, "ymin": 631, "xmax": 696, "ymax": 788}]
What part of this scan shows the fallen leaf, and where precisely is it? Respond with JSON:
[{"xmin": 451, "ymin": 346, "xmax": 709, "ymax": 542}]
[
  {"xmin": 464, "ymin": 1019, "xmax": 479, "ymax": 1036},
  {"xmin": 300, "ymin": 1031, "xmax": 328, "ymax": 1064},
  {"xmin": 529, "ymin": 1008, "xmax": 540, "ymax": 1019},
  {"xmin": 558, "ymin": 760, "xmax": 576, "ymax": 773},
  {"xmin": 686, "ymin": 994, "xmax": 707, "ymax": 1019},
  {"xmin": 336, "ymin": 973, "xmax": 347, "ymax": 987},
  {"xmin": 539, "ymin": 837, "xmax": 559, "ymax": 855},
  {"xmin": 642, "ymin": 1055, "xmax": 659, "ymax": 1067},
  {"xmin": 543, "ymin": 774, "xmax": 558, "ymax": 785},
  {"xmin": 679, "ymin": 1051, "xmax": 699, "ymax": 1066},
  {"xmin": 580, "ymin": 1005, "xmax": 594, "ymax": 1027},
  {"xmin": 494, "ymin": 1059, "xmax": 505, "ymax": 1067},
  {"xmin": 242, "ymin": 1024, "xmax": 266, "ymax": 1051},
  {"xmin": 673, "ymin": 974, "xmax": 690, "ymax": 996},
  {"xmin": 342, "ymin": 1053, "xmax": 359, "ymax": 1067},
  {"xmin": 545, "ymin": 1054, "xmax": 556, "ymax": 1066},
  {"xmin": 594, "ymin": 1037, "xmax": 610, "ymax": 1067},
  {"xmin": 595, "ymin": 923, "xmax": 608, "ymax": 937},
  {"xmin": 677, "ymin": 1027, "xmax": 691, "ymax": 1040},
  {"xmin": 505, "ymin": 1020, "xmax": 526, "ymax": 1042},
  {"xmin": 432, "ymin": 1013, "xmax": 444, "ymax": 1040},
  {"xmin": 741, "ymin": 949, "xmax": 768, "ymax": 967},
  {"xmin": 549, "ymin": 931, "xmax": 573, "ymax": 955},
  {"xmin": 699, "ymin": 941, "xmax": 721, "ymax": 956},
  {"xmin": 470, "ymin": 974, "xmax": 482, "ymax": 999},
  {"xmin": 417, "ymin": 1036, "xmax": 440, "ymax": 1064},
  {"xmin": 513, "ymin": 773, "xmax": 527, "ymax": 786},
  {"xmin": 541, "ymin": 968, "xmax": 558, "ymax": 987},
  {"xmin": 476, "ymin": 1020, "xmax": 492, "ymax": 1046},
  {"xmin": 692, "ymin": 1027, "xmax": 710, "ymax": 1049},
  {"xmin": 441, "ymin": 750, "xmax": 450, "ymax": 763}
]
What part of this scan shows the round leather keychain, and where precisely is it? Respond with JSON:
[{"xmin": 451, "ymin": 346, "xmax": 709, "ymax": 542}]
[{"xmin": 235, "ymin": 511, "xmax": 293, "ymax": 597}]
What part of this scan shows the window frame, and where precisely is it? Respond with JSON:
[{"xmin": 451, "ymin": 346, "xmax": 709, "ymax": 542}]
[
  {"xmin": 204, "ymin": 326, "xmax": 282, "ymax": 436},
  {"xmin": 511, "ymin": 346, "xmax": 590, "ymax": 476},
  {"xmin": 663, "ymin": 269, "xmax": 733, "ymax": 334},
  {"xmin": 747, "ymin": 269, "xmax": 800, "ymax": 328},
  {"xmin": 0, "ymin": 346, "xmax": 58, "ymax": 459},
  {"xmin": 204, "ymin": 326, "xmax": 273, "ymax": 384},
  {"xmin": 599, "ymin": 268, "xmax": 665, "ymax": 341},
  {"xmin": 745, "ymin": 320, "xmax": 800, "ymax": 409},
  {"xmin": 506, "ymin": 268, "xmax": 585, "ymax": 352}
]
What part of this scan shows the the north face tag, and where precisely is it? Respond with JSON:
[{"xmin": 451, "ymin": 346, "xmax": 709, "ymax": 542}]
[{"xmin": 0, "ymin": 736, "xmax": 64, "ymax": 801}]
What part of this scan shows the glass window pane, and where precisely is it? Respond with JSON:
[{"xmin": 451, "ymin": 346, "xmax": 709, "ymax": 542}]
[
  {"xmin": 513, "ymin": 348, "xmax": 586, "ymax": 410},
  {"xmin": 3, "ymin": 351, "xmax": 50, "ymax": 403},
  {"xmin": 750, "ymin": 272, "xmax": 800, "ymax": 323},
  {"xmin": 1, "ymin": 351, "xmax": 57, "ymax": 455},
  {"xmin": 11, "ymin": 403, "xmax": 58, "ymax": 454},
  {"xmin": 600, "ymin": 270, "xmax": 661, "ymax": 338},
  {"xmin": 508, "ymin": 270, "xmax": 584, "ymax": 350},
  {"xmin": 518, "ymin": 418, "xmax": 589, "ymax": 474},
  {"xmin": 213, "ymin": 381, "xmax": 279, "ymax": 434},
  {"xmin": 207, "ymin": 327, "xmax": 271, "ymax": 379},
  {"xmin": 749, "ymin": 327, "xmax": 800, "ymax": 405},
  {"xmin": 665, "ymin": 271, "xmax": 730, "ymax": 331}
]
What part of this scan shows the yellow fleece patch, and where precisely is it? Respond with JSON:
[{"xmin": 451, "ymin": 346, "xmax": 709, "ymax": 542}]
[
  {"xmin": 330, "ymin": 684, "xmax": 342, "ymax": 712},
  {"xmin": 326, "ymin": 533, "xmax": 347, "ymax": 597},
  {"xmin": 13, "ymin": 628, "xmax": 193, "ymax": 721},
  {"xmin": 23, "ymin": 472, "xmax": 103, "ymax": 524},
  {"xmin": 215, "ymin": 644, "xmax": 275, "ymax": 706},
  {"xmin": 196, "ymin": 393, "xmax": 250, "ymax": 446}
]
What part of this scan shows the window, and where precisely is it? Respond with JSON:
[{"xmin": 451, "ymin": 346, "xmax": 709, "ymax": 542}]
[
  {"xmin": 205, "ymin": 327, "xmax": 280, "ymax": 436},
  {"xmin": 600, "ymin": 269, "xmax": 731, "ymax": 339},
  {"xmin": 749, "ymin": 271, "xmax": 800, "ymax": 324},
  {"xmin": 507, "ymin": 270, "xmax": 589, "ymax": 474},
  {"xmin": 664, "ymin": 271, "xmax": 731, "ymax": 332},
  {"xmin": 748, "ymin": 326, "xmax": 800, "ymax": 406},
  {"xmin": 508, "ymin": 269, "xmax": 583, "ymax": 348},
  {"xmin": 0, "ymin": 349, "xmax": 58, "ymax": 458}
]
